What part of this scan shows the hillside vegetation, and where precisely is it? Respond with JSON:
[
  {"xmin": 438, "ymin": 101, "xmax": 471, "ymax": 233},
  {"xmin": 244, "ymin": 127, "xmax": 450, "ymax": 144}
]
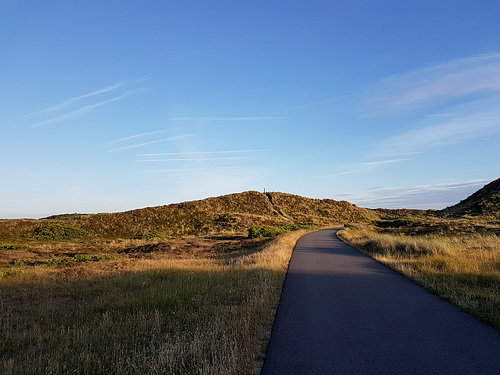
[
  {"xmin": 0, "ymin": 191, "xmax": 377, "ymax": 243},
  {"xmin": 440, "ymin": 177, "xmax": 500, "ymax": 218},
  {"xmin": 0, "ymin": 190, "xmax": 376, "ymax": 373}
]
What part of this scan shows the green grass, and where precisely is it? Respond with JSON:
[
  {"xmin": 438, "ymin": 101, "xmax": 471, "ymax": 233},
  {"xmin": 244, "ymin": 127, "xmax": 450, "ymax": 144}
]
[
  {"xmin": 248, "ymin": 225, "xmax": 289, "ymax": 238},
  {"xmin": 0, "ymin": 245, "xmax": 28, "ymax": 251},
  {"xmin": 0, "ymin": 268, "xmax": 23, "ymax": 278},
  {"xmin": 33, "ymin": 224, "xmax": 88, "ymax": 241}
]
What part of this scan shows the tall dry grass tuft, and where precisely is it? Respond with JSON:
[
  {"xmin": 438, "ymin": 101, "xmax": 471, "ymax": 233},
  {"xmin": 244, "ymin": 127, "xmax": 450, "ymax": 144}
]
[
  {"xmin": 0, "ymin": 230, "xmax": 308, "ymax": 375},
  {"xmin": 338, "ymin": 225, "xmax": 500, "ymax": 329}
]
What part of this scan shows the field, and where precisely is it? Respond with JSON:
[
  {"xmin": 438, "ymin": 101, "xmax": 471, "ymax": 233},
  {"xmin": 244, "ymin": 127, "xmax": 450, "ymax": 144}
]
[
  {"xmin": 2, "ymin": 191, "xmax": 372, "ymax": 374},
  {"xmin": 0, "ymin": 230, "xmax": 313, "ymax": 375},
  {"xmin": 338, "ymin": 213, "xmax": 500, "ymax": 329},
  {"xmin": 1, "ymin": 187, "xmax": 499, "ymax": 373}
]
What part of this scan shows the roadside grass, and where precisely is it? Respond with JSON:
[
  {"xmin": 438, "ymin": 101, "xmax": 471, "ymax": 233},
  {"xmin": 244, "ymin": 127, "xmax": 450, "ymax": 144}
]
[
  {"xmin": 0, "ymin": 230, "xmax": 308, "ymax": 375},
  {"xmin": 338, "ymin": 224, "xmax": 500, "ymax": 329}
]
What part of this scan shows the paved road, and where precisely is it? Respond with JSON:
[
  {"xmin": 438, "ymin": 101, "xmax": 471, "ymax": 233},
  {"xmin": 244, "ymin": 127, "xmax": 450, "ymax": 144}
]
[{"xmin": 261, "ymin": 228, "xmax": 500, "ymax": 375}]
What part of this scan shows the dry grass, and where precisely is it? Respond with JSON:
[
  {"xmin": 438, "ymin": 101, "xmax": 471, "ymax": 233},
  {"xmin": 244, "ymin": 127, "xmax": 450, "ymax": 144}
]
[
  {"xmin": 268, "ymin": 192, "xmax": 379, "ymax": 225},
  {"xmin": 0, "ymin": 191, "xmax": 376, "ymax": 243},
  {"xmin": 0, "ymin": 230, "xmax": 309, "ymax": 375},
  {"xmin": 338, "ymin": 225, "xmax": 500, "ymax": 329}
]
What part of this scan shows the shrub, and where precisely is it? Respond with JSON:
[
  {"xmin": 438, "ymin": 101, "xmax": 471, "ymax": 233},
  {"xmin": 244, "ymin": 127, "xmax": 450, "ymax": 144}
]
[
  {"xmin": 0, "ymin": 245, "xmax": 28, "ymax": 251},
  {"xmin": 33, "ymin": 225, "xmax": 88, "ymax": 241},
  {"xmin": 248, "ymin": 225, "xmax": 287, "ymax": 239},
  {"xmin": 0, "ymin": 268, "xmax": 23, "ymax": 278},
  {"xmin": 13, "ymin": 258, "xmax": 33, "ymax": 266}
]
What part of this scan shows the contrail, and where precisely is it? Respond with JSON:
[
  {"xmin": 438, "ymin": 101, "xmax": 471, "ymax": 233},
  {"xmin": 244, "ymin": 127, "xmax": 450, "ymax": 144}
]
[
  {"xmin": 30, "ymin": 92, "xmax": 129, "ymax": 127},
  {"xmin": 20, "ymin": 81, "xmax": 124, "ymax": 119}
]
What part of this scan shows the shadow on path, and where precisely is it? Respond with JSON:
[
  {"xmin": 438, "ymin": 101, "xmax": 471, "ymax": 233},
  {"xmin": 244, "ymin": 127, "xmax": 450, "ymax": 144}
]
[{"xmin": 262, "ymin": 228, "xmax": 500, "ymax": 375}]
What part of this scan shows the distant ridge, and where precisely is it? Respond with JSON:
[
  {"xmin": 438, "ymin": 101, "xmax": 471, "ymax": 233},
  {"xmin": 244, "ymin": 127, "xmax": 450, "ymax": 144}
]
[
  {"xmin": 86, "ymin": 191, "xmax": 379, "ymax": 238},
  {"xmin": 1, "ymin": 191, "xmax": 378, "ymax": 242},
  {"xmin": 440, "ymin": 178, "xmax": 500, "ymax": 217}
]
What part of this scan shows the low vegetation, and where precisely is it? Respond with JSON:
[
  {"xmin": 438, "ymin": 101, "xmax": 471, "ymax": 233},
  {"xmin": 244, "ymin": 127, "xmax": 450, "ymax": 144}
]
[
  {"xmin": 338, "ymin": 222, "xmax": 500, "ymax": 329},
  {"xmin": 2, "ymin": 183, "xmax": 499, "ymax": 373},
  {"xmin": 0, "ymin": 244, "xmax": 28, "ymax": 251},
  {"xmin": 0, "ymin": 230, "xmax": 311, "ymax": 375},
  {"xmin": 441, "ymin": 177, "xmax": 500, "ymax": 218},
  {"xmin": 33, "ymin": 224, "xmax": 89, "ymax": 240},
  {"xmin": 0, "ymin": 191, "xmax": 376, "ymax": 242}
]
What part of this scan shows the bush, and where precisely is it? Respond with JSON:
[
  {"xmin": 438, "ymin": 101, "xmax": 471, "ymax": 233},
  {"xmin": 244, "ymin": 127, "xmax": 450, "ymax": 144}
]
[
  {"xmin": 33, "ymin": 225, "xmax": 88, "ymax": 241},
  {"xmin": 0, "ymin": 244, "xmax": 28, "ymax": 251},
  {"xmin": 13, "ymin": 258, "xmax": 33, "ymax": 266},
  {"xmin": 248, "ymin": 225, "xmax": 287, "ymax": 239},
  {"xmin": 0, "ymin": 268, "xmax": 23, "ymax": 278}
]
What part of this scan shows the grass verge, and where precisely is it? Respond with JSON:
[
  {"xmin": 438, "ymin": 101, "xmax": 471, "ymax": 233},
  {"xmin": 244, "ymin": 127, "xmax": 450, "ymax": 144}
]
[
  {"xmin": 338, "ymin": 225, "xmax": 500, "ymax": 329},
  {"xmin": 0, "ymin": 230, "xmax": 308, "ymax": 375}
]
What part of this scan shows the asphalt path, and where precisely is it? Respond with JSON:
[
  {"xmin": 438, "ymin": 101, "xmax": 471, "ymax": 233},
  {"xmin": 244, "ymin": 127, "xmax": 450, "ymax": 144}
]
[{"xmin": 261, "ymin": 228, "xmax": 500, "ymax": 375}]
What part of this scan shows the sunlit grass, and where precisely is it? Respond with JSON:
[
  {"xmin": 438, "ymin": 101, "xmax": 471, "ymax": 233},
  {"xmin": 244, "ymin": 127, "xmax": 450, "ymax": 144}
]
[
  {"xmin": 338, "ymin": 225, "xmax": 500, "ymax": 329},
  {"xmin": 0, "ymin": 231, "xmax": 308, "ymax": 375}
]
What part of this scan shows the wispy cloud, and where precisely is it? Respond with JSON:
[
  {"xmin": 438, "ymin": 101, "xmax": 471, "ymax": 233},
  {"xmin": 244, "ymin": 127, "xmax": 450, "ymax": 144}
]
[
  {"xmin": 106, "ymin": 129, "xmax": 169, "ymax": 144},
  {"xmin": 372, "ymin": 99, "xmax": 500, "ymax": 157},
  {"xmin": 136, "ymin": 157, "xmax": 248, "ymax": 162},
  {"xmin": 366, "ymin": 52, "xmax": 500, "ymax": 115},
  {"xmin": 107, "ymin": 135, "xmax": 194, "ymax": 153},
  {"xmin": 108, "ymin": 139, "xmax": 165, "ymax": 152},
  {"xmin": 20, "ymin": 81, "xmax": 125, "ymax": 119},
  {"xmin": 329, "ymin": 158, "xmax": 408, "ymax": 177},
  {"xmin": 135, "ymin": 149, "xmax": 265, "ymax": 162},
  {"xmin": 169, "ymin": 116, "xmax": 285, "ymax": 121},
  {"xmin": 30, "ymin": 92, "xmax": 129, "ymax": 127},
  {"xmin": 137, "ymin": 150, "xmax": 266, "ymax": 156},
  {"xmin": 363, "ymin": 158, "xmax": 407, "ymax": 167},
  {"xmin": 350, "ymin": 180, "xmax": 488, "ymax": 209},
  {"xmin": 23, "ymin": 80, "xmax": 148, "ymax": 127},
  {"xmin": 144, "ymin": 166, "xmax": 242, "ymax": 174}
]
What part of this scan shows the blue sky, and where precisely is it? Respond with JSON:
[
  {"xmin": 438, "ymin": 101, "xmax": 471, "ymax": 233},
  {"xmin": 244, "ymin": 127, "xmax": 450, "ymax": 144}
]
[{"xmin": 2, "ymin": 1, "xmax": 500, "ymax": 218}]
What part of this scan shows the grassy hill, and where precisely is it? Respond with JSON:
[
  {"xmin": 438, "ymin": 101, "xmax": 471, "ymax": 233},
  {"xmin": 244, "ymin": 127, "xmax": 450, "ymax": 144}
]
[
  {"xmin": 0, "ymin": 190, "xmax": 378, "ymax": 374},
  {"xmin": 1, "ymin": 186, "xmax": 499, "ymax": 374},
  {"xmin": 0, "ymin": 191, "xmax": 378, "ymax": 243},
  {"xmin": 440, "ymin": 178, "xmax": 500, "ymax": 218}
]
